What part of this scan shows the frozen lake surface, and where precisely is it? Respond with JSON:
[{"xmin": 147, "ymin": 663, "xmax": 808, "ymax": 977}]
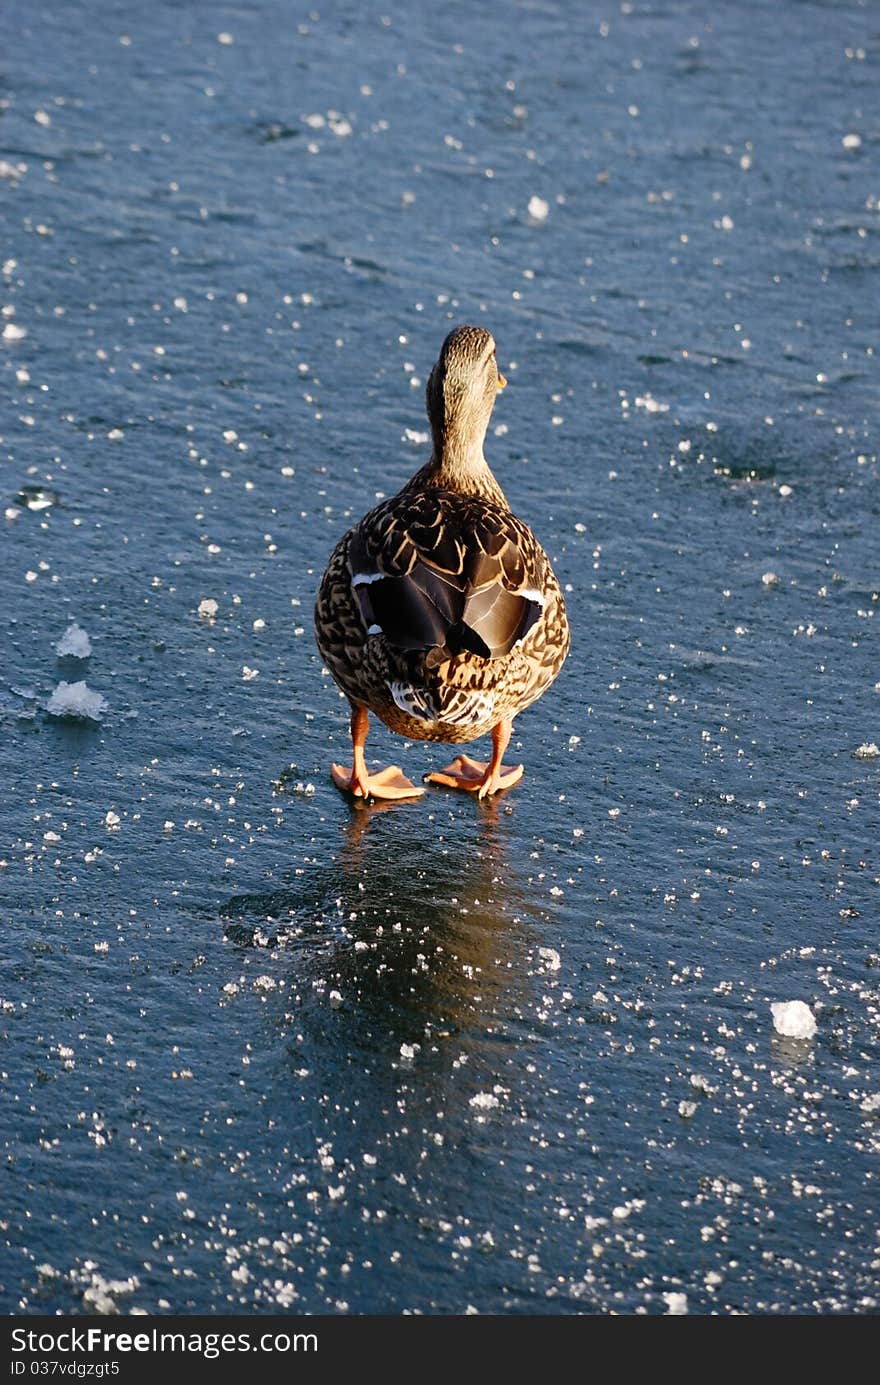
[{"xmin": 2, "ymin": 0, "xmax": 879, "ymax": 1315}]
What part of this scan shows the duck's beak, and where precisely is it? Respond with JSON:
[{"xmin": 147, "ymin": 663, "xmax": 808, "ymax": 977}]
[{"xmin": 497, "ymin": 372, "xmax": 508, "ymax": 391}]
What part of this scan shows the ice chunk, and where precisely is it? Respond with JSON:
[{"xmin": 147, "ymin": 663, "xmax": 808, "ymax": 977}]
[
  {"xmin": 538, "ymin": 947, "xmax": 561, "ymax": 972},
  {"xmin": 56, "ymin": 621, "xmax": 92, "ymax": 659},
  {"xmin": 527, "ymin": 195, "xmax": 549, "ymax": 222},
  {"xmin": 198, "ymin": 597, "xmax": 219, "ymax": 619},
  {"xmin": 46, "ymin": 680, "xmax": 107, "ymax": 722},
  {"xmin": 853, "ymin": 742, "xmax": 879, "ymax": 760},
  {"xmin": 663, "ymin": 1292, "xmax": 688, "ymax": 1315},
  {"xmin": 770, "ymin": 1000, "xmax": 817, "ymax": 1040}
]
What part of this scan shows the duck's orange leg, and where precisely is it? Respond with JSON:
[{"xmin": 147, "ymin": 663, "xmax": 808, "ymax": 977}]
[
  {"xmin": 426, "ymin": 718, "xmax": 524, "ymax": 799},
  {"xmin": 330, "ymin": 705, "xmax": 425, "ymax": 801}
]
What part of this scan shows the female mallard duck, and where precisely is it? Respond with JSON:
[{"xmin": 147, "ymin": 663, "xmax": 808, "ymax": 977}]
[{"xmin": 314, "ymin": 324, "xmax": 570, "ymax": 800}]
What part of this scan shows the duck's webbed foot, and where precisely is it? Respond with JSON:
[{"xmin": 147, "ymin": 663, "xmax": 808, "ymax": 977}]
[
  {"xmin": 329, "ymin": 705, "xmax": 424, "ymax": 801},
  {"xmin": 330, "ymin": 762, "xmax": 425, "ymax": 800},
  {"xmin": 426, "ymin": 754, "xmax": 524, "ymax": 798},
  {"xmin": 425, "ymin": 718, "xmax": 523, "ymax": 799}
]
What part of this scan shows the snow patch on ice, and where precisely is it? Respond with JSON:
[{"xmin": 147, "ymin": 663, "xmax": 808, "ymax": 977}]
[
  {"xmin": 81, "ymin": 1271, "xmax": 139, "ymax": 1315},
  {"xmin": 469, "ymin": 1091, "xmax": 500, "ymax": 1111}
]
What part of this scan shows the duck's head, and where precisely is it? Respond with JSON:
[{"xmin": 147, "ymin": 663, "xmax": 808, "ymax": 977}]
[{"xmin": 425, "ymin": 325, "xmax": 507, "ymax": 461}]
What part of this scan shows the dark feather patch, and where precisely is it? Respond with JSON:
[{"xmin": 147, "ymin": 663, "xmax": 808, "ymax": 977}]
[{"xmin": 348, "ymin": 489, "xmax": 546, "ymax": 661}]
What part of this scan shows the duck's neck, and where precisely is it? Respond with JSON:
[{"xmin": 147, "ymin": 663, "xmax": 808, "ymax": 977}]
[{"xmin": 407, "ymin": 421, "xmax": 507, "ymax": 505}]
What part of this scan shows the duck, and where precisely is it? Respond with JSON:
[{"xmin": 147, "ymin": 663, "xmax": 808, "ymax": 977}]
[{"xmin": 314, "ymin": 324, "xmax": 570, "ymax": 800}]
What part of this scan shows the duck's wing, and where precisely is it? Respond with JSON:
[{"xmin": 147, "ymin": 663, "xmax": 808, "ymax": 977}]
[{"xmin": 348, "ymin": 491, "xmax": 546, "ymax": 661}]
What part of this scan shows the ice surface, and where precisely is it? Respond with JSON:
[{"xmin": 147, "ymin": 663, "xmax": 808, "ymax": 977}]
[
  {"xmin": 55, "ymin": 621, "xmax": 92, "ymax": 659},
  {"xmin": 46, "ymin": 680, "xmax": 107, "ymax": 722},
  {"xmin": 770, "ymin": 1000, "xmax": 817, "ymax": 1040},
  {"xmin": 4, "ymin": 0, "xmax": 880, "ymax": 1321}
]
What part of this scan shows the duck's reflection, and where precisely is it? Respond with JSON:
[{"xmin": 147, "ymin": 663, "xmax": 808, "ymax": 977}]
[
  {"xmin": 221, "ymin": 800, "xmax": 540, "ymax": 1046},
  {"xmin": 219, "ymin": 802, "xmax": 560, "ymax": 1296}
]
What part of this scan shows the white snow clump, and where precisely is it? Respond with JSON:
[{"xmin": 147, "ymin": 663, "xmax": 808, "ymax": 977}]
[{"xmin": 770, "ymin": 1000, "xmax": 817, "ymax": 1040}]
